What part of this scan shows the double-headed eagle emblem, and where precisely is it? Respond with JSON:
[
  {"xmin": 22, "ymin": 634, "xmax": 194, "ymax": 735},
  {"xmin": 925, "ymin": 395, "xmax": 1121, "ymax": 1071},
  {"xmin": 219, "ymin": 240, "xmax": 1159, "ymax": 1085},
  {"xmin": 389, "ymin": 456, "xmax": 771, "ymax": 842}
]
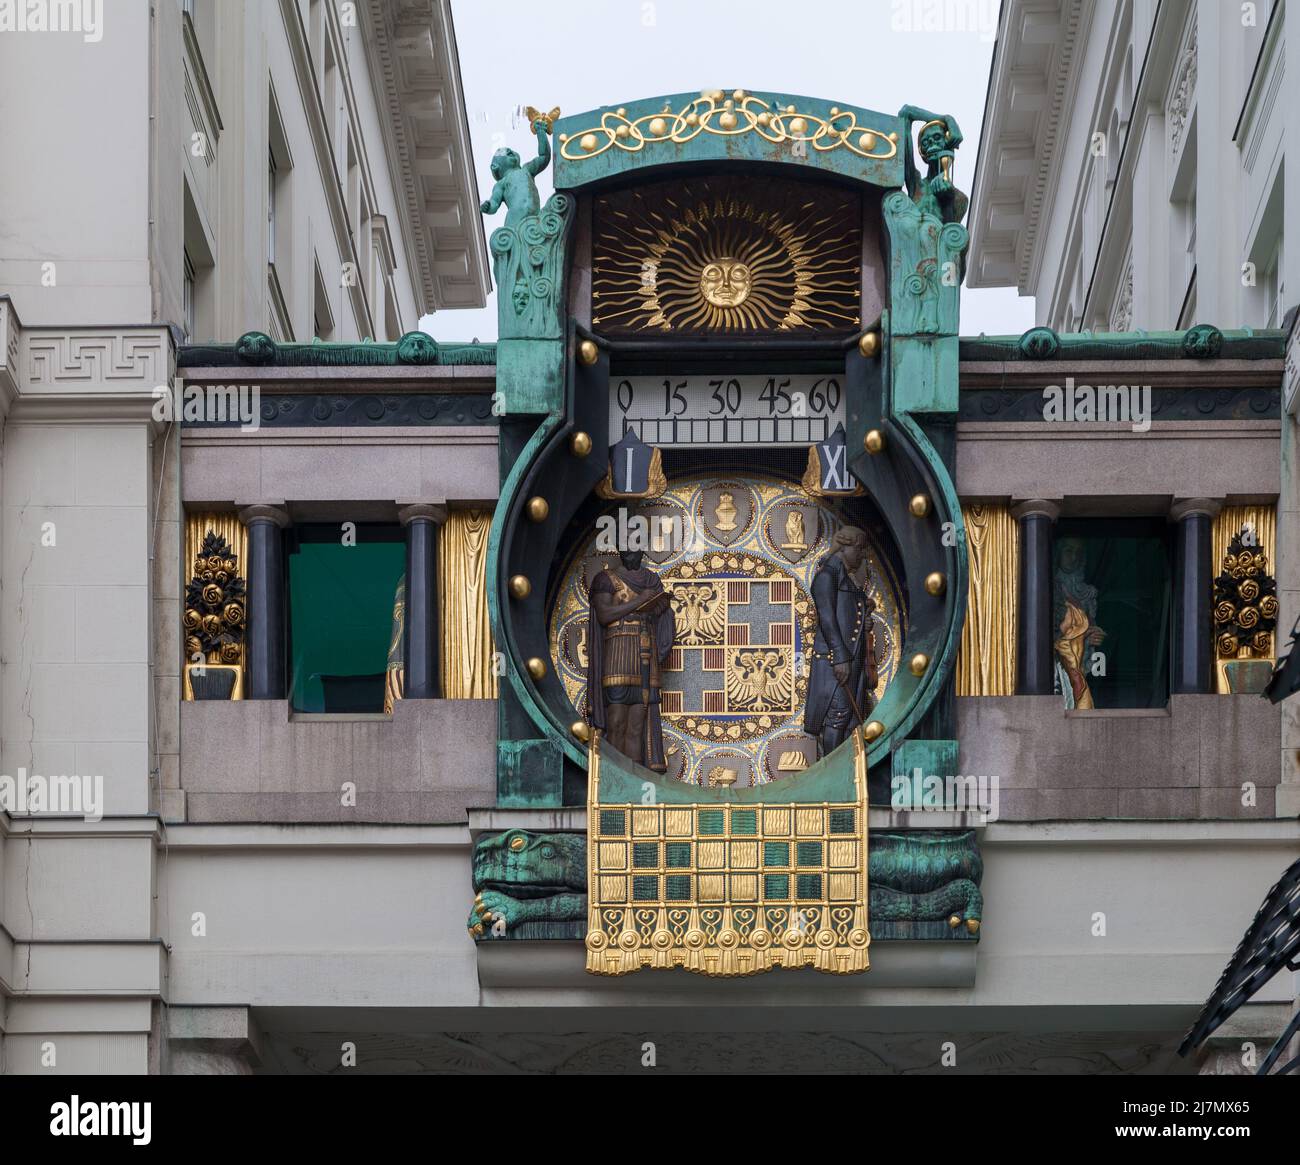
[{"xmin": 726, "ymin": 649, "xmax": 793, "ymax": 712}]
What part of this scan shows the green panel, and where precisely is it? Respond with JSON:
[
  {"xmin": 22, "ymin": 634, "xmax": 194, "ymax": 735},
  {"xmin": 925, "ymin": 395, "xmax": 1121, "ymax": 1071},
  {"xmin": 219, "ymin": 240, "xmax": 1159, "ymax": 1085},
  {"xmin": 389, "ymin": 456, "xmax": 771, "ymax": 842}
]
[
  {"xmin": 764, "ymin": 842, "xmax": 790, "ymax": 867},
  {"xmin": 764, "ymin": 874, "xmax": 790, "ymax": 899},
  {"xmin": 495, "ymin": 337, "xmax": 565, "ymax": 416},
  {"xmin": 598, "ymin": 809, "xmax": 627, "ymax": 836},
  {"xmin": 665, "ymin": 842, "xmax": 692, "ymax": 868},
  {"xmin": 496, "ymin": 738, "xmax": 563, "ymax": 808},
  {"xmin": 287, "ymin": 525, "xmax": 403, "ymax": 714},
  {"xmin": 892, "ymin": 334, "xmax": 959, "ymax": 414},
  {"xmin": 665, "ymin": 875, "xmax": 691, "ymax": 900},
  {"xmin": 730, "ymin": 808, "xmax": 757, "ymax": 835},
  {"xmin": 632, "ymin": 842, "xmax": 659, "ymax": 869},
  {"xmin": 698, "ymin": 809, "xmax": 725, "ymax": 835},
  {"xmin": 795, "ymin": 874, "xmax": 823, "ymax": 899},
  {"xmin": 829, "ymin": 809, "xmax": 856, "ymax": 834},
  {"xmin": 796, "ymin": 841, "xmax": 823, "ymax": 867},
  {"xmin": 890, "ymin": 739, "xmax": 960, "ymax": 810},
  {"xmin": 633, "ymin": 875, "xmax": 659, "ymax": 901}
]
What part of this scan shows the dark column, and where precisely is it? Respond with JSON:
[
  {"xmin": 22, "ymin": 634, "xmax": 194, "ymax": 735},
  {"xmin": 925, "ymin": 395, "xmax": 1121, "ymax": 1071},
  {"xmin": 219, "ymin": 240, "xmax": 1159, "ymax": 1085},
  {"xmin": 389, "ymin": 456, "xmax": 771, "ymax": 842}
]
[
  {"xmin": 399, "ymin": 503, "xmax": 448, "ymax": 699},
  {"xmin": 238, "ymin": 505, "xmax": 290, "ymax": 700},
  {"xmin": 1171, "ymin": 498, "xmax": 1219, "ymax": 694},
  {"xmin": 1012, "ymin": 499, "xmax": 1060, "ymax": 695}
]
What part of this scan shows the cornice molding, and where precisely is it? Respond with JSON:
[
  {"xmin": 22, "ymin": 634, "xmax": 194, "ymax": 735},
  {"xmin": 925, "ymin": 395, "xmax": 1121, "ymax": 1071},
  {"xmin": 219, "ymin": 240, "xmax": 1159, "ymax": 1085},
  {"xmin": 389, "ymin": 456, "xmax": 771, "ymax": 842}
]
[
  {"xmin": 360, "ymin": 0, "xmax": 490, "ymax": 313},
  {"xmin": 968, "ymin": 0, "xmax": 1096, "ymax": 292}
]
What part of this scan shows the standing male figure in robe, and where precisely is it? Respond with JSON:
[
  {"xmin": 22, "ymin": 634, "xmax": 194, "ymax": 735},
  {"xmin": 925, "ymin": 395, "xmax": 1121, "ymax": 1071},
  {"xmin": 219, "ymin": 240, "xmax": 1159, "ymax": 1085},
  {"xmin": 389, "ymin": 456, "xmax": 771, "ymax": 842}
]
[
  {"xmin": 587, "ymin": 549, "xmax": 676, "ymax": 770},
  {"xmin": 804, "ymin": 526, "xmax": 878, "ymax": 755}
]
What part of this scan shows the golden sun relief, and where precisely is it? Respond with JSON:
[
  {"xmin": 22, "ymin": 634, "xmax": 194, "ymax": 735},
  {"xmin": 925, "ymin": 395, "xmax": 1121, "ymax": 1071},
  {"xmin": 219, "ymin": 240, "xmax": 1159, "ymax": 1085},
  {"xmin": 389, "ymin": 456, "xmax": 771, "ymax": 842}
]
[{"xmin": 592, "ymin": 176, "xmax": 862, "ymax": 333}]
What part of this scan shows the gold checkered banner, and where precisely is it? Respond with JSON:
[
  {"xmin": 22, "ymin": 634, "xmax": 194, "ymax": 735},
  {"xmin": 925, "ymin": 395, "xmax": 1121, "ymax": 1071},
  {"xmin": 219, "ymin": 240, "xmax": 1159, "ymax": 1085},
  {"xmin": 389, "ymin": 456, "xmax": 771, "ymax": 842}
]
[{"xmin": 585, "ymin": 732, "xmax": 870, "ymax": 976}]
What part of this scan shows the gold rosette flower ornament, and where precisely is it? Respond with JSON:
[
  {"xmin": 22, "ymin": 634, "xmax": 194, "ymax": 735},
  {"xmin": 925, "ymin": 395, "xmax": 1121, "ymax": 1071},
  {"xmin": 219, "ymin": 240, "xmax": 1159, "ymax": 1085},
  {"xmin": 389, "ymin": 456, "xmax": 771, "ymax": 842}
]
[
  {"xmin": 184, "ymin": 530, "xmax": 248, "ymax": 665},
  {"xmin": 1213, "ymin": 528, "xmax": 1278, "ymax": 660}
]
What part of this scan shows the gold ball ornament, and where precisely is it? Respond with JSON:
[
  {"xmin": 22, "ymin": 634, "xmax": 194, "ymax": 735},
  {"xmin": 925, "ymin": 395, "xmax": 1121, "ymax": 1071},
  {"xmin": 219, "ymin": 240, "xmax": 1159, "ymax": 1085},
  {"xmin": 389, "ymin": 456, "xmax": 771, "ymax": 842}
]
[
  {"xmin": 858, "ymin": 130, "xmax": 877, "ymax": 150},
  {"xmin": 648, "ymin": 116, "xmax": 667, "ymax": 136},
  {"xmin": 508, "ymin": 575, "xmax": 532, "ymax": 600},
  {"xmin": 966, "ymin": 919, "xmax": 981, "ymax": 935},
  {"xmin": 789, "ymin": 116, "xmax": 807, "ymax": 134},
  {"xmin": 864, "ymin": 429, "xmax": 885, "ymax": 454},
  {"xmin": 719, "ymin": 111, "xmax": 738, "ymax": 129},
  {"xmin": 909, "ymin": 653, "xmax": 931, "ymax": 676},
  {"xmin": 525, "ymin": 657, "xmax": 547, "ymax": 681},
  {"xmin": 570, "ymin": 431, "xmax": 592, "ymax": 457},
  {"xmin": 571, "ymin": 721, "xmax": 591, "ymax": 743},
  {"xmin": 858, "ymin": 330, "xmax": 880, "ymax": 358},
  {"xmin": 863, "ymin": 720, "xmax": 885, "ymax": 742},
  {"xmin": 909, "ymin": 493, "xmax": 932, "ymax": 518},
  {"xmin": 526, "ymin": 496, "xmax": 550, "ymax": 522},
  {"xmin": 577, "ymin": 338, "xmax": 599, "ymax": 365},
  {"xmin": 924, "ymin": 572, "xmax": 946, "ymax": 596},
  {"xmin": 579, "ymin": 133, "xmax": 598, "ymax": 152}
]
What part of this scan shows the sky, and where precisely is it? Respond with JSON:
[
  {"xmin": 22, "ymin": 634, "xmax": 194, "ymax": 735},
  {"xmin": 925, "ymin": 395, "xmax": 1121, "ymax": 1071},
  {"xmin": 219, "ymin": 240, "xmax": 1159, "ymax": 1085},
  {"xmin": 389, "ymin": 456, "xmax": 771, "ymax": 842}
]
[{"xmin": 423, "ymin": 0, "xmax": 1035, "ymax": 342}]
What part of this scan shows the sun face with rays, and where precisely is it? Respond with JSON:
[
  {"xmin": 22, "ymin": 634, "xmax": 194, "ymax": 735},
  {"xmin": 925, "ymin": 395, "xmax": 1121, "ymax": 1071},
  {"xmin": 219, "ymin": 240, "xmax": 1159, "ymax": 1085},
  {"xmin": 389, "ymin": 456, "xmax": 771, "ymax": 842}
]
[{"xmin": 592, "ymin": 176, "xmax": 862, "ymax": 334}]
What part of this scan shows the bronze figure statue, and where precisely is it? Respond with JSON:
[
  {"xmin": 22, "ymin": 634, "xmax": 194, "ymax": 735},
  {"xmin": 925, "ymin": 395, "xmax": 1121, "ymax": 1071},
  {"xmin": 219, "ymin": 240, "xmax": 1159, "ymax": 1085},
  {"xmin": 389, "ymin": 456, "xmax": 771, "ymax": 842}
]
[
  {"xmin": 586, "ymin": 550, "xmax": 676, "ymax": 770},
  {"xmin": 803, "ymin": 526, "xmax": 878, "ymax": 755},
  {"xmin": 479, "ymin": 115, "xmax": 552, "ymax": 227}
]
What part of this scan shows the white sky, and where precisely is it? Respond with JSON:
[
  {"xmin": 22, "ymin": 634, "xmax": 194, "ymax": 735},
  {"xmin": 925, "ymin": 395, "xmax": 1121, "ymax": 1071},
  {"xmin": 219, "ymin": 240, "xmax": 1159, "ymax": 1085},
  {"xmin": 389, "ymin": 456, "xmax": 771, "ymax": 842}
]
[{"xmin": 422, "ymin": 0, "xmax": 1035, "ymax": 342}]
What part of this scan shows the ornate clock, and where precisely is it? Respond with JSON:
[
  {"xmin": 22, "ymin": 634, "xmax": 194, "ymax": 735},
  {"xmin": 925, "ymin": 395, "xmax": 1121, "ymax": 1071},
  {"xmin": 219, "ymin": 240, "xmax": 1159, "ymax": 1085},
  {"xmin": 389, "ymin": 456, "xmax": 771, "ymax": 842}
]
[{"xmin": 475, "ymin": 91, "xmax": 976, "ymax": 975}]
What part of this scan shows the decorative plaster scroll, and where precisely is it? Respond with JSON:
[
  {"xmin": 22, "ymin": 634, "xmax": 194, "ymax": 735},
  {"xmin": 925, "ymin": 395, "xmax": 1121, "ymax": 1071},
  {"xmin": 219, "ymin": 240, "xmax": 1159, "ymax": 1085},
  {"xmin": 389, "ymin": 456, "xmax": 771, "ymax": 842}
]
[{"xmin": 1168, "ymin": 22, "xmax": 1197, "ymax": 156}]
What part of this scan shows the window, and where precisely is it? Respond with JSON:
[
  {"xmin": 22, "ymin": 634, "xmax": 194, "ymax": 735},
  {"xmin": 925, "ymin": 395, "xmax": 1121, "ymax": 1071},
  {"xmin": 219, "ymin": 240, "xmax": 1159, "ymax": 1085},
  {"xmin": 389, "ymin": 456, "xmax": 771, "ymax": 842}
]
[
  {"xmin": 268, "ymin": 150, "xmax": 277, "ymax": 266},
  {"xmin": 1052, "ymin": 518, "xmax": 1171, "ymax": 709},
  {"xmin": 312, "ymin": 257, "xmax": 334, "ymax": 340},
  {"xmin": 287, "ymin": 525, "xmax": 405, "ymax": 713},
  {"xmin": 182, "ymin": 250, "xmax": 196, "ymax": 340}
]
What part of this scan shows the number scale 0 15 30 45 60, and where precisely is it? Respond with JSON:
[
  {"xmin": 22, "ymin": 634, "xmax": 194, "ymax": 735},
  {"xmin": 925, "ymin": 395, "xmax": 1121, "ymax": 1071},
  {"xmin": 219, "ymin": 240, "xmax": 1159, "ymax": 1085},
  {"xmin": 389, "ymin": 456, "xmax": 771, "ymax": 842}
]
[{"xmin": 609, "ymin": 373, "xmax": 845, "ymax": 448}]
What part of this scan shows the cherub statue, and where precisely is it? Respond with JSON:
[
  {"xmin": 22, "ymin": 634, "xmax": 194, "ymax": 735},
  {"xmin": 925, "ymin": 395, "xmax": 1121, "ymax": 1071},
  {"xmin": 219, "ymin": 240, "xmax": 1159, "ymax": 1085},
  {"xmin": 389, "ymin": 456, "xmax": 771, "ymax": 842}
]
[
  {"xmin": 479, "ymin": 109, "xmax": 556, "ymax": 227},
  {"xmin": 898, "ymin": 105, "xmax": 968, "ymax": 225}
]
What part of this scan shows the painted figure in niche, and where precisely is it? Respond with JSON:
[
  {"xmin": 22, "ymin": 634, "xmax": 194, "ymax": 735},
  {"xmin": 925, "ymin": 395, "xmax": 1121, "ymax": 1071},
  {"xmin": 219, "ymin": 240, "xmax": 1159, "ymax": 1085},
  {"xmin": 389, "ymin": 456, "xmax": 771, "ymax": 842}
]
[
  {"xmin": 587, "ymin": 550, "xmax": 676, "ymax": 770},
  {"xmin": 1053, "ymin": 538, "xmax": 1106, "ymax": 709},
  {"xmin": 804, "ymin": 527, "xmax": 878, "ymax": 756},
  {"xmin": 383, "ymin": 576, "xmax": 405, "ymax": 714}
]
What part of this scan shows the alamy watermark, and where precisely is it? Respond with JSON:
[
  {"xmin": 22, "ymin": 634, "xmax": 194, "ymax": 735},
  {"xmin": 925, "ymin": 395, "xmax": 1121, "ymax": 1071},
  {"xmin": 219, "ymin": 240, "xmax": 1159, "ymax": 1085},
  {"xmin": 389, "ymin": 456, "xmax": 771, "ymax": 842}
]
[
  {"xmin": 1043, "ymin": 377, "xmax": 1152, "ymax": 432},
  {"xmin": 152, "ymin": 383, "xmax": 262, "ymax": 431},
  {"xmin": 0, "ymin": 0, "xmax": 103, "ymax": 42},
  {"xmin": 890, "ymin": 0, "xmax": 999, "ymax": 41},
  {"xmin": 0, "ymin": 768, "xmax": 104, "ymax": 821},
  {"xmin": 891, "ymin": 766, "xmax": 1000, "ymax": 821}
]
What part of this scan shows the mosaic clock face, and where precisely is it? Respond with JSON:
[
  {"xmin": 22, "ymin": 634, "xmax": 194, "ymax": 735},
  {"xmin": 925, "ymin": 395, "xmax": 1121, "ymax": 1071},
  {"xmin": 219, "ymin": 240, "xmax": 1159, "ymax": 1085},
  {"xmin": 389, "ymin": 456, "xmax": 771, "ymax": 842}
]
[{"xmin": 549, "ymin": 473, "xmax": 903, "ymax": 786}]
